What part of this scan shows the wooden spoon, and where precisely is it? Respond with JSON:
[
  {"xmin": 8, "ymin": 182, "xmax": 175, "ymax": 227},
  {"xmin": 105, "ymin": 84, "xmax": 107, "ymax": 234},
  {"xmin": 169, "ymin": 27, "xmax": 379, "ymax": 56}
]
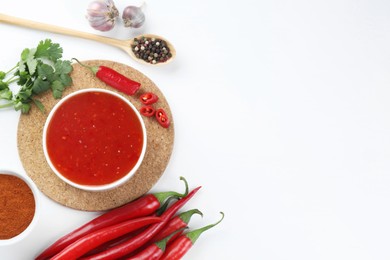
[{"xmin": 0, "ymin": 13, "xmax": 176, "ymax": 65}]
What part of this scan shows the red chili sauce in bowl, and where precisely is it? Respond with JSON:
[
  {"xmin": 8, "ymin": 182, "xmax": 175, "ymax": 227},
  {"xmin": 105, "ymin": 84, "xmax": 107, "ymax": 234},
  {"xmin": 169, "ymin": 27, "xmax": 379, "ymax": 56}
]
[{"xmin": 43, "ymin": 89, "xmax": 146, "ymax": 190}]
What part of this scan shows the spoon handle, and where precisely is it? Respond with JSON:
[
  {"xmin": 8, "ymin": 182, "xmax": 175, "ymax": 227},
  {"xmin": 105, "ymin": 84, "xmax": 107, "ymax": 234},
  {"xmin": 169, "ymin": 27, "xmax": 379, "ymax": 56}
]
[{"xmin": 0, "ymin": 13, "xmax": 125, "ymax": 49}]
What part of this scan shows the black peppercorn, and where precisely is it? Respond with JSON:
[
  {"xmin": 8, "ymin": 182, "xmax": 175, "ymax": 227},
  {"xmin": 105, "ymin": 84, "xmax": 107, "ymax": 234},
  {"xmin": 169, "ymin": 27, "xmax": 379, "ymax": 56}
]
[{"xmin": 131, "ymin": 36, "xmax": 172, "ymax": 64}]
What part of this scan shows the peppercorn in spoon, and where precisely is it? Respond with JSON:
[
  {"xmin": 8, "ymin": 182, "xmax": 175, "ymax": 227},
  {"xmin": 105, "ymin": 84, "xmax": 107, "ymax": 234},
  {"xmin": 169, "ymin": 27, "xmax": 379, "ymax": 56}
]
[{"xmin": 0, "ymin": 13, "xmax": 176, "ymax": 66}]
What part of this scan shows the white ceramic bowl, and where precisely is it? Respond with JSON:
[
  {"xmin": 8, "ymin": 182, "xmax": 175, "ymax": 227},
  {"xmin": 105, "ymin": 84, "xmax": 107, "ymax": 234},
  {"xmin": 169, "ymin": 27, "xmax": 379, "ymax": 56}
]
[
  {"xmin": 0, "ymin": 170, "xmax": 40, "ymax": 246},
  {"xmin": 42, "ymin": 88, "xmax": 147, "ymax": 192}
]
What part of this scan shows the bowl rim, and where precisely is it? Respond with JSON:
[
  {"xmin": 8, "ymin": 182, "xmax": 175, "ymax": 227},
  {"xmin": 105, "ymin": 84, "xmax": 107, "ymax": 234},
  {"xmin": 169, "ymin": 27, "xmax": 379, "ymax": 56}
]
[
  {"xmin": 42, "ymin": 88, "xmax": 147, "ymax": 192},
  {"xmin": 0, "ymin": 169, "xmax": 40, "ymax": 246}
]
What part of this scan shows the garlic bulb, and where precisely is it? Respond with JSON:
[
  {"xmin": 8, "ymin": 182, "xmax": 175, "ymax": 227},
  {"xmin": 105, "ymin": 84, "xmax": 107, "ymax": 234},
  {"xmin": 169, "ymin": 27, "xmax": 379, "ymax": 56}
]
[
  {"xmin": 122, "ymin": 6, "xmax": 145, "ymax": 28},
  {"xmin": 86, "ymin": 0, "xmax": 119, "ymax": 32}
]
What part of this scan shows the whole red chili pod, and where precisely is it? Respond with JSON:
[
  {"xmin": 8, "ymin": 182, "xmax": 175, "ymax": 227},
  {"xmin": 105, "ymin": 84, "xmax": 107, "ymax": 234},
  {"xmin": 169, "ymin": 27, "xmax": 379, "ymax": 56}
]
[
  {"xmin": 51, "ymin": 217, "xmax": 162, "ymax": 260},
  {"xmin": 140, "ymin": 92, "xmax": 159, "ymax": 105},
  {"xmin": 82, "ymin": 183, "xmax": 190, "ymax": 257},
  {"xmin": 83, "ymin": 186, "xmax": 202, "ymax": 260},
  {"xmin": 35, "ymin": 177, "xmax": 189, "ymax": 260},
  {"xmin": 160, "ymin": 212, "xmax": 224, "ymax": 260},
  {"xmin": 140, "ymin": 105, "xmax": 156, "ymax": 117},
  {"xmin": 155, "ymin": 108, "xmax": 170, "ymax": 128},
  {"xmin": 72, "ymin": 58, "xmax": 141, "ymax": 95}
]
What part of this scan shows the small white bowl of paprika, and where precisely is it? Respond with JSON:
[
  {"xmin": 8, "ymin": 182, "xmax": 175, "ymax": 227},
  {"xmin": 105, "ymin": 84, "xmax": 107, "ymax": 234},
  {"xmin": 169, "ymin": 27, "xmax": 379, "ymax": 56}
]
[
  {"xmin": 0, "ymin": 169, "xmax": 40, "ymax": 246},
  {"xmin": 42, "ymin": 88, "xmax": 147, "ymax": 192}
]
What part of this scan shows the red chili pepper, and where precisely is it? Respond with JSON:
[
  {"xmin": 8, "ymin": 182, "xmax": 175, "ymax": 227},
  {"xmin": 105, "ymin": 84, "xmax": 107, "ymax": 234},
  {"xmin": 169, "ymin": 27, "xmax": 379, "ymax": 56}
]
[
  {"xmin": 83, "ymin": 226, "xmax": 146, "ymax": 257},
  {"xmin": 151, "ymin": 209, "xmax": 202, "ymax": 244},
  {"xmin": 51, "ymin": 217, "xmax": 161, "ymax": 260},
  {"xmin": 127, "ymin": 208, "xmax": 201, "ymax": 258},
  {"xmin": 125, "ymin": 228, "xmax": 185, "ymax": 260},
  {"xmin": 140, "ymin": 92, "xmax": 159, "ymax": 105},
  {"xmin": 83, "ymin": 182, "xmax": 190, "ymax": 257},
  {"xmin": 160, "ymin": 212, "xmax": 224, "ymax": 260},
  {"xmin": 155, "ymin": 108, "xmax": 170, "ymax": 128},
  {"xmin": 83, "ymin": 227, "xmax": 145, "ymax": 257},
  {"xmin": 140, "ymin": 105, "xmax": 155, "ymax": 117},
  {"xmin": 83, "ymin": 186, "xmax": 202, "ymax": 260},
  {"xmin": 35, "ymin": 178, "xmax": 188, "ymax": 260},
  {"xmin": 72, "ymin": 58, "xmax": 141, "ymax": 95}
]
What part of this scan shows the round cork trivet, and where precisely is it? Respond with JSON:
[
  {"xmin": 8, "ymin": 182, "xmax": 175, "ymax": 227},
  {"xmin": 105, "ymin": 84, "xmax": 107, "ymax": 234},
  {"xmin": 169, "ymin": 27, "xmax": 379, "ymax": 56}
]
[{"xmin": 17, "ymin": 60, "xmax": 174, "ymax": 211}]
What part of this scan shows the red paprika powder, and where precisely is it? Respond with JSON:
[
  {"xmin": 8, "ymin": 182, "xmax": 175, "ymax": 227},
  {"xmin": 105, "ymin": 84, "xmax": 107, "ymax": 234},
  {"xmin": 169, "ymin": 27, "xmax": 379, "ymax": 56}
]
[{"xmin": 0, "ymin": 174, "xmax": 36, "ymax": 239}]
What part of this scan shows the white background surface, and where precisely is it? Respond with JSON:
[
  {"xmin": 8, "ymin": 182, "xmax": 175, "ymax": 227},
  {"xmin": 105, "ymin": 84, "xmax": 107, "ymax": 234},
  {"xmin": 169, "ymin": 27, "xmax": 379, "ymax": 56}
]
[{"xmin": 1, "ymin": 0, "xmax": 390, "ymax": 259}]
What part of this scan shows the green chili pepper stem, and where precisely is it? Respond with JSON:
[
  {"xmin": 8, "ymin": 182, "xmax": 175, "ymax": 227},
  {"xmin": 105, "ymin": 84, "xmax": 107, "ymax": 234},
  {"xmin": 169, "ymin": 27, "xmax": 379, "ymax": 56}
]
[
  {"xmin": 153, "ymin": 176, "xmax": 189, "ymax": 205},
  {"xmin": 72, "ymin": 58, "xmax": 99, "ymax": 75},
  {"xmin": 186, "ymin": 212, "xmax": 224, "ymax": 244},
  {"xmin": 179, "ymin": 209, "xmax": 203, "ymax": 224},
  {"xmin": 180, "ymin": 176, "xmax": 189, "ymax": 196},
  {"xmin": 153, "ymin": 191, "xmax": 180, "ymax": 206},
  {"xmin": 155, "ymin": 228, "xmax": 186, "ymax": 251},
  {"xmin": 156, "ymin": 196, "xmax": 177, "ymax": 216}
]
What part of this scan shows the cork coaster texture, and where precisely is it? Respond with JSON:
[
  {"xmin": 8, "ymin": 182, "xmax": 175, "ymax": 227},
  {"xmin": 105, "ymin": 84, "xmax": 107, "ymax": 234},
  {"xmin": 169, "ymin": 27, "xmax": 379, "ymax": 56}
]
[{"xmin": 17, "ymin": 60, "xmax": 174, "ymax": 211}]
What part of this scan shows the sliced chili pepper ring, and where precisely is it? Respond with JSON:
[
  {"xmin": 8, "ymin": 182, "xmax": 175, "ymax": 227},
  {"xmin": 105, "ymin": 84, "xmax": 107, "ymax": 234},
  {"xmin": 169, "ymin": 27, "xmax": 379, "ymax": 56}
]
[
  {"xmin": 155, "ymin": 108, "xmax": 170, "ymax": 128},
  {"xmin": 140, "ymin": 106, "xmax": 156, "ymax": 117},
  {"xmin": 140, "ymin": 92, "xmax": 159, "ymax": 105}
]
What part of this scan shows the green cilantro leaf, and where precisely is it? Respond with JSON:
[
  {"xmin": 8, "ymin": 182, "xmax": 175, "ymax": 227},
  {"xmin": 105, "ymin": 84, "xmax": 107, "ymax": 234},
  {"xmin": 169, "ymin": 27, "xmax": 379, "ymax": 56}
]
[
  {"xmin": 16, "ymin": 70, "xmax": 30, "ymax": 86},
  {"xmin": 27, "ymin": 59, "xmax": 38, "ymax": 75},
  {"xmin": 18, "ymin": 60, "xmax": 26, "ymax": 73},
  {"xmin": 59, "ymin": 73, "xmax": 72, "ymax": 87},
  {"xmin": 14, "ymin": 100, "xmax": 31, "ymax": 114},
  {"xmin": 0, "ymin": 39, "xmax": 72, "ymax": 114},
  {"xmin": 54, "ymin": 60, "xmax": 72, "ymax": 75},
  {"xmin": 37, "ymin": 63, "xmax": 54, "ymax": 79},
  {"xmin": 51, "ymin": 80, "xmax": 65, "ymax": 99},
  {"xmin": 21, "ymin": 48, "xmax": 38, "ymax": 75},
  {"xmin": 0, "ymin": 89, "xmax": 12, "ymax": 100},
  {"xmin": 20, "ymin": 48, "xmax": 30, "ymax": 61},
  {"xmin": 35, "ymin": 39, "xmax": 63, "ymax": 62},
  {"xmin": 0, "ymin": 81, "xmax": 8, "ymax": 90},
  {"xmin": 32, "ymin": 78, "xmax": 51, "ymax": 94},
  {"xmin": 21, "ymin": 103, "xmax": 31, "ymax": 114},
  {"xmin": 0, "ymin": 71, "xmax": 6, "ymax": 80},
  {"xmin": 16, "ymin": 87, "xmax": 32, "ymax": 101}
]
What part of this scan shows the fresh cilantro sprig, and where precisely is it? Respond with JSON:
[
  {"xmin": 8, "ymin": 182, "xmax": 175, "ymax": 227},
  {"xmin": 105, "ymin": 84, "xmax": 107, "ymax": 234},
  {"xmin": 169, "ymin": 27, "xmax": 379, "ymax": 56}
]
[{"xmin": 0, "ymin": 39, "xmax": 73, "ymax": 113}]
